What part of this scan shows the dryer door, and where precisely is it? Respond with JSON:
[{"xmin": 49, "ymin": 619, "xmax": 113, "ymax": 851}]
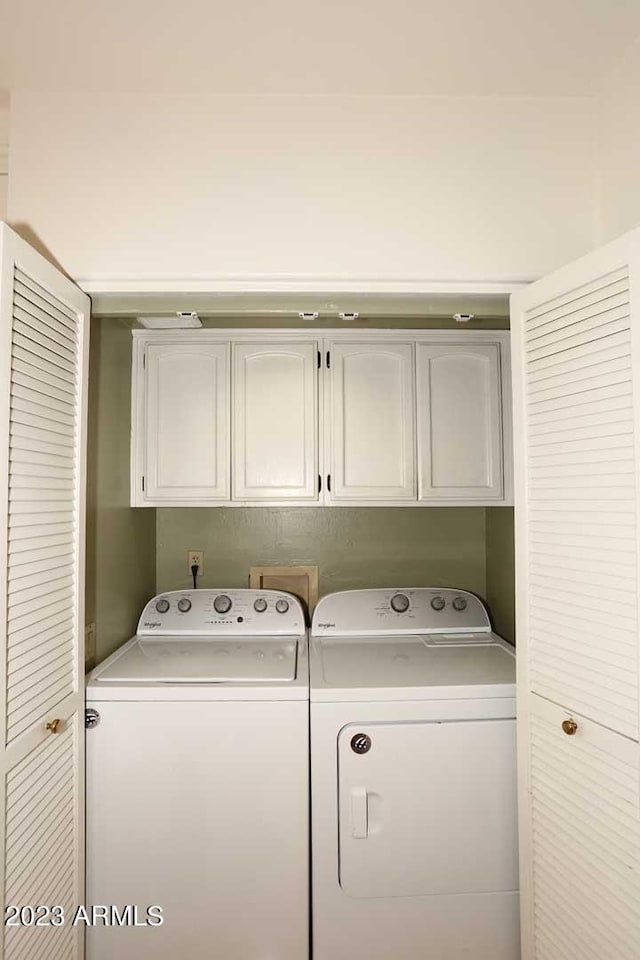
[{"xmin": 337, "ymin": 718, "xmax": 518, "ymax": 898}]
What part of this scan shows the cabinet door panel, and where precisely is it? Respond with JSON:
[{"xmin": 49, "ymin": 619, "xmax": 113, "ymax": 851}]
[
  {"xmin": 418, "ymin": 343, "xmax": 503, "ymax": 500},
  {"xmin": 330, "ymin": 343, "xmax": 415, "ymax": 500},
  {"xmin": 145, "ymin": 343, "xmax": 229, "ymax": 501},
  {"xmin": 233, "ymin": 342, "xmax": 317, "ymax": 500}
]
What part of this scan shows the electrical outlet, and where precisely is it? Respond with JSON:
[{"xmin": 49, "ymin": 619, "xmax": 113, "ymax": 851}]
[
  {"xmin": 188, "ymin": 550, "xmax": 204, "ymax": 575},
  {"xmin": 85, "ymin": 622, "xmax": 96, "ymax": 672}
]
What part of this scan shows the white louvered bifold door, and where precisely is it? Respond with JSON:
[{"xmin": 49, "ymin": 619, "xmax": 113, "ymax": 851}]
[
  {"xmin": 0, "ymin": 224, "xmax": 90, "ymax": 959},
  {"xmin": 511, "ymin": 228, "xmax": 640, "ymax": 960}
]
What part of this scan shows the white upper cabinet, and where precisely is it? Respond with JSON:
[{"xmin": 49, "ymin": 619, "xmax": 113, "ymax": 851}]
[
  {"xmin": 328, "ymin": 342, "xmax": 416, "ymax": 502},
  {"xmin": 131, "ymin": 331, "xmax": 510, "ymax": 507},
  {"xmin": 140, "ymin": 342, "xmax": 229, "ymax": 504},
  {"xmin": 417, "ymin": 343, "xmax": 504, "ymax": 501},
  {"xmin": 232, "ymin": 342, "xmax": 318, "ymax": 501}
]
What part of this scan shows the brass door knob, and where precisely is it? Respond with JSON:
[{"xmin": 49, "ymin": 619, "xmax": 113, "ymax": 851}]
[
  {"xmin": 562, "ymin": 718, "xmax": 578, "ymax": 736},
  {"xmin": 45, "ymin": 718, "xmax": 62, "ymax": 734}
]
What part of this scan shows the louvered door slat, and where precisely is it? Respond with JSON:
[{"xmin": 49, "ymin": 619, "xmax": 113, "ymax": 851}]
[
  {"xmin": 12, "ymin": 384, "xmax": 75, "ymax": 416},
  {"xmin": 12, "ymin": 361, "xmax": 76, "ymax": 400},
  {"xmin": 527, "ymin": 296, "xmax": 629, "ymax": 347},
  {"xmin": 14, "ymin": 269, "xmax": 78, "ymax": 324},
  {"xmin": 1, "ymin": 227, "xmax": 88, "ymax": 960},
  {"xmin": 9, "ymin": 553, "xmax": 74, "ymax": 581},
  {"xmin": 10, "ymin": 632, "xmax": 72, "ymax": 678},
  {"xmin": 11, "ymin": 476, "xmax": 75, "ymax": 492},
  {"xmin": 13, "ymin": 318, "xmax": 77, "ymax": 365},
  {"xmin": 13, "ymin": 297, "xmax": 78, "ymax": 346},
  {"xmin": 527, "ymin": 324, "xmax": 629, "ymax": 368},
  {"xmin": 529, "ymin": 392, "xmax": 633, "ymax": 425},
  {"xmin": 12, "ymin": 398, "xmax": 77, "ymax": 430},
  {"xmin": 12, "ymin": 333, "xmax": 76, "ymax": 376},
  {"xmin": 524, "ymin": 267, "xmax": 629, "ymax": 327},
  {"xmin": 10, "ymin": 437, "xmax": 74, "ymax": 460}
]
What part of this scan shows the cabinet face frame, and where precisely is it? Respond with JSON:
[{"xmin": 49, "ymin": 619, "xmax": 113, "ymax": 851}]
[{"xmin": 131, "ymin": 329, "xmax": 511, "ymax": 508}]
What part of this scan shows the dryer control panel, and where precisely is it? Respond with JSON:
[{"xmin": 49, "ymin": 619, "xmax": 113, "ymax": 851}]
[
  {"xmin": 312, "ymin": 588, "xmax": 491, "ymax": 637},
  {"xmin": 138, "ymin": 589, "xmax": 305, "ymax": 637}
]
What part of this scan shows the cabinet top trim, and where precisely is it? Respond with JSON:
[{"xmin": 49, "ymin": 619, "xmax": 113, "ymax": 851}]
[{"xmin": 132, "ymin": 328, "xmax": 510, "ymax": 343}]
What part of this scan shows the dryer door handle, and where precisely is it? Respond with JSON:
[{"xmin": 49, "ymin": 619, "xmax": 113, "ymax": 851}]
[{"xmin": 350, "ymin": 787, "xmax": 369, "ymax": 839}]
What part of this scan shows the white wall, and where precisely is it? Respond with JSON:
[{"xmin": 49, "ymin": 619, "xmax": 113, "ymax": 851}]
[
  {"xmin": 597, "ymin": 36, "xmax": 640, "ymax": 242},
  {"xmin": 7, "ymin": 92, "xmax": 597, "ymax": 286},
  {"xmin": 0, "ymin": 92, "xmax": 8, "ymax": 222}
]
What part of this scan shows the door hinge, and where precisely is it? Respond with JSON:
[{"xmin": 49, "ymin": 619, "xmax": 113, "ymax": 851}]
[
  {"xmin": 317, "ymin": 350, "xmax": 321, "ymax": 369},
  {"xmin": 327, "ymin": 474, "xmax": 331, "ymax": 492},
  {"xmin": 318, "ymin": 474, "xmax": 322, "ymax": 494},
  {"xmin": 326, "ymin": 351, "xmax": 331, "ymax": 368},
  {"xmin": 142, "ymin": 476, "xmax": 145, "ymax": 492},
  {"xmin": 143, "ymin": 352, "xmax": 146, "ymax": 369}
]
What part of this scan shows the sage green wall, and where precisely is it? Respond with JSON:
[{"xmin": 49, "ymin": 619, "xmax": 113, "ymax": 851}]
[
  {"xmin": 85, "ymin": 318, "xmax": 156, "ymax": 666},
  {"xmin": 485, "ymin": 507, "xmax": 515, "ymax": 643},
  {"xmin": 155, "ymin": 507, "xmax": 488, "ymax": 602}
]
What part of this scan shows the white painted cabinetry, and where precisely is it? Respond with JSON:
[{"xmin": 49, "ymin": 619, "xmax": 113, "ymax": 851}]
[
  {"xmin": 328, "ymin": 342, "xmax": 416, "ymax": 501},
  {"xmin": 232, "ymin": 341, "xmax": 318, "ymax": 501},
  {"xmin": 136, "ymin": 342, "xmax": 230, "ymax": 504},
  {"xmin": 417, "ymin": 343, "xmax": 503, "ymax": 501},
  {"xmin": 131, "ymin": 330, "xmax": 510, "ymax": 507},
  {"xmin": 511, "ymin": 229, "xmax": 640, "ymax": 959}
]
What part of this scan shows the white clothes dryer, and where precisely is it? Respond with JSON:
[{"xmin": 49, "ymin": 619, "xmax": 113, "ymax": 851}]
[
  {"xmin": 310, "ymin": 587, "xmax": 519, "ymax": 960},
  {"xmin": 86, "ymin": 589, "xmax": 308, "ymax": 960}
]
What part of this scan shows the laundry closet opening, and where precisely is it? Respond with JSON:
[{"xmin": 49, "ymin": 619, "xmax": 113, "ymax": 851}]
[{"xmin": 84, "ymin": 298, "xmax": 515, "ymax": 669}]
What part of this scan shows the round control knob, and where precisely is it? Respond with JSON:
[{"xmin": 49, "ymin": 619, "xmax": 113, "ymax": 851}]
[
  {"xmin": 430, "ymin": 596, "xmax": 446, "ymax": 611},
  {"xmin": 254, "ymin": 598, "xmax": 268, "ymax": 613},
  {"xmin": 155, "ymin": 598, "xmax": 170, "ymax": 614},
  {"xmin": 390, "ymin": 593, "xmax": 410, "ymax": 613},
  {"xmin": 177, "ymin": 597, "xmax": 192, "ymax": 613},
  {"xmin": 452, "ymin": 596, "xmax": 467, "ymax": 612},
  {"xmin": 213, "ymin": 594, "xmax": 232, "ymax": 614},
  {"xmin": 275, "ymin": 598, "xmax": 290, "ymax": 614}
]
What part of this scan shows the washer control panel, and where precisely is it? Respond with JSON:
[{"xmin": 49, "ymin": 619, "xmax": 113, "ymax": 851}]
[
  {"xmin": 312, "ymin": 588, "xmax": 490, "ymax": 637},
  {"xmin": 139, "ymin": 589, "xmax": 304, "ymax": 637}
]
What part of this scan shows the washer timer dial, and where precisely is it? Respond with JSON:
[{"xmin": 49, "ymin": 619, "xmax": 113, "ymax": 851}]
[
  {"xmin": 213, "ymin": 594, "xmax": 232, "ymax": 614},
  {"xmin": 275, "ymin": 598, "xmax": 290, "ymax": 614},
  {"xmin": 430, "ymin": 596, "xmax": 446, "ymax": 611},
  {"xmin": 390, "ymin": 593, "xmax": 410, "ymax": 613},
  {"xmin": 177, "ymin": 597, "xmax": 192, "ymax": 613},
  {"xmin": 155, "ymin": 598, "xmax": 170, "ymax": 614}
]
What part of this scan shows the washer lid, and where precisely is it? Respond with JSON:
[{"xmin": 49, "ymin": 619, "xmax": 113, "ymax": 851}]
[
  {"xmin": 316, "ymin": 635, "xmax": 514, "ymax": 690},
  {"xmin": 92, "ymin": 637, "xmax": 299, "ymax": 683}
]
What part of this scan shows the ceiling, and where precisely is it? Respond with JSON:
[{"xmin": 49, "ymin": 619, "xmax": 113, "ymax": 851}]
[{"xmin": 0, "ymin": 0, "xmax": 639, "ymax": 97}]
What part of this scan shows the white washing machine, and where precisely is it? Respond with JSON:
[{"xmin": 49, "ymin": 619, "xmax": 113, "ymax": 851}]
[
  {"xmin": 86, "ymin": 588, "xmax": 309, "ymax": 960},
  {"xmin": 310, "ymin": 588, "xmax": 519, "ymax": 960}
]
